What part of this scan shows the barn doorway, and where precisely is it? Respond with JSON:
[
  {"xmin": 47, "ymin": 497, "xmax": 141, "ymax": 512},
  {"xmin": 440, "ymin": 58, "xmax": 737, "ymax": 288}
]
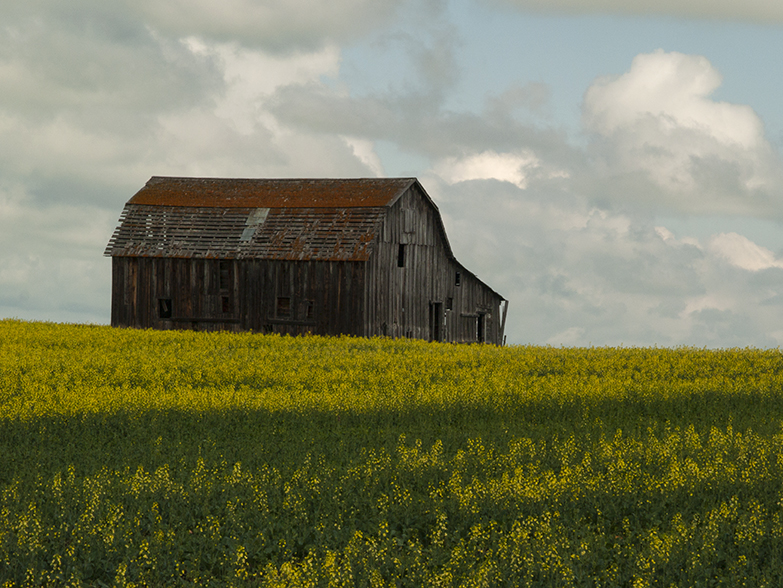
[
  {"xmin": 477, "ymin": 313, "xmax": 486, "ymax": 343},
  {"xmin": 429, "ymin": 302, "xmax": 443, "ymax": 342}
]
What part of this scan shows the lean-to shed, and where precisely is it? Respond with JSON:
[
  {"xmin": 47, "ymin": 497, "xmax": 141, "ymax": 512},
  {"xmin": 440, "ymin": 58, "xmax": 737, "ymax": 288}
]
[{"xmin": 105, "ymin": 177, "xmax": 508, "ymax": 344}]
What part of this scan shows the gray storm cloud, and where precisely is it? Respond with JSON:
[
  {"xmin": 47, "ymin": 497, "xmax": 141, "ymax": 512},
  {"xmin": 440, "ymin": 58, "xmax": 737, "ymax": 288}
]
[
  {"xmin": 0, "ymin": 0, "xmax": 407, "ymax": 52},
  {"xmin": 133, "ymin": 0, "xmax": 405, "ymax": 51},
  {"xmin": 494, "ymin": 0, "xmax": 783, "ymax": 22}
]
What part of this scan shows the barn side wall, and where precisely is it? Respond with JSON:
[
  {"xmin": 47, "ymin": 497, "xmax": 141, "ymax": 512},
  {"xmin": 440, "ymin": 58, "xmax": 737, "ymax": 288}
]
[
  {"xmin": 239, "ymin": 259, "xmax": 365, "ymax": 336},
  {"xmin": 364, "ymin": 186, "xmax": 504, "ymax": 344},
  {"xmin": 111, "ymin": 257, "xmax": 241, "ymax": 332},
  {"xmin": 111, "ymin": 256, "xmax": 365, "ymax": 336}
]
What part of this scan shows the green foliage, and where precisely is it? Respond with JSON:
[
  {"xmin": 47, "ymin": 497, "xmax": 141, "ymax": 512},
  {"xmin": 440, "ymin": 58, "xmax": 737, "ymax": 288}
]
[{"xmin": 3, "ymin": 318, "xmax": 783, "ymax": 585}]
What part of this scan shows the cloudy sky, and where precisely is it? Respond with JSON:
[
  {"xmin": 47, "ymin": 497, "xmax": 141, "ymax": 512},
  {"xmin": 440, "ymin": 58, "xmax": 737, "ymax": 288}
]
[{"xmin": 3, "ymin": 0, "xmax": 783, "ymax": 347}]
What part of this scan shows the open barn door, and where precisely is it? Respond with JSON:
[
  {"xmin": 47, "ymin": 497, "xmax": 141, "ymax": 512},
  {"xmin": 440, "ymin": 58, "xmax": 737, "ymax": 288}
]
[{"xmin": 429, "ymin": 302, "xmax": 443, "ymax": 342}]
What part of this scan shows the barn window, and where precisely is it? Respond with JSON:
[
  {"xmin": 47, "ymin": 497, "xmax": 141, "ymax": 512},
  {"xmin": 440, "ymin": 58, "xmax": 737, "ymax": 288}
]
[
  {"xmin": 158, "ymin": 298, "xmax": 172, "ymax": 319},
  {"xmin": 455, "ymin": 271, "xmax": 461, "ymax": 287},
  {"xmin": 300, "ymin": 300, "xmax": 314, "ymax": 320},
  {"xmin": 276, "ymin": 297, "xmax": 291, "ymax": 318},
  {"xmin": 397, "ymin": 244, "xmax": 406, "ymax": 267},
  {"xmin": 221, "ymin": 295, "xmax": 231, "ymax": 314},
  {"xmin": 446, "ymin": 297, "xmax": 453, "ymax": 311}
]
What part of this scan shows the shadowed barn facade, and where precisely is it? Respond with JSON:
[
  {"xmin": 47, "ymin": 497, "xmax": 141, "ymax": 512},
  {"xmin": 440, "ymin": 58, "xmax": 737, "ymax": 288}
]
[{"xmin": 105, "ymin": 177, "xmax": 508, "ymax": 344}]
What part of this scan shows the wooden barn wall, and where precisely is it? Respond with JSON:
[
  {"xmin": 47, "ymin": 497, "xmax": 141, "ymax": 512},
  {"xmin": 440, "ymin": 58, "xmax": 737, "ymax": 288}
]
[
  {"xmin": 449, "ymin": 267, "xmax": 504, "ymax": 345},
  {"xmin": 111, "ymin": 257, "xmax": 241, "ymax": 332},
  {"xmin": 239, "ymin": 259, "xmax": 365, "ymax": 337},
  {"xmin": 112, "ymin": 256, "xmax": 365, "ymax": 336},
  {"xmin": 364, "ymin": 186, "xmax": 504, "ymax": 344}
]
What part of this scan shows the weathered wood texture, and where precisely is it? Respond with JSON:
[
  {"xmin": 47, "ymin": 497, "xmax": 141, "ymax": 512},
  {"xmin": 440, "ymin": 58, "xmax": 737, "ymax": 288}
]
[
  {"xmin": 364, "ymin": 184, "xmax": 504, "ymax": 344},
  {"xmin": 112, "ymin": 257, "xmax": 364, "ymax": 336},
  {"xmin": 108, "ymin": 178, "xmax": 506, "ymax": 344}
]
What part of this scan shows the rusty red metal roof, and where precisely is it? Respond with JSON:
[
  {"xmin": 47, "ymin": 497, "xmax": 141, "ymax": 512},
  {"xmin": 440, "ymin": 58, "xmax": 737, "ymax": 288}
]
[{"xmin": 129, "ymin": 176, "xmax": 416, "ymax": 208}]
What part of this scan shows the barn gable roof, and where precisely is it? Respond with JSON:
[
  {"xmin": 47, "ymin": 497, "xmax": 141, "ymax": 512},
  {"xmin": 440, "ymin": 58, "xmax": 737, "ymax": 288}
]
[{"xmin": 105, "ymin": 177, "xmax": 421, "ymax": 261}]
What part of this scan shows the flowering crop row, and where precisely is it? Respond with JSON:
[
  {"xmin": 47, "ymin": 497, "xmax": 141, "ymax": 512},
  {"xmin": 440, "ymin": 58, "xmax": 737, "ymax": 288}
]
[{"xmin": 2, "ymin": 319, "xmax": 783, "ymax": 586}]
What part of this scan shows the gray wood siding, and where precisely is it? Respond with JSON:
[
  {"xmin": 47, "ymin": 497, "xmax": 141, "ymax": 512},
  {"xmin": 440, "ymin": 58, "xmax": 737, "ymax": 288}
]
[
  {"xmin": 364, "ymin": 186, "xmax": 504, "ymax": 344},
  {"xmin": 111, "ymin": 257, "xmax": 241, "ymax": 332},
  {"xmin": 110, "ymin": 181, "xmax": 505, "ymax": 344},
  {"xmin": 111, "ymin": 256, "xmax": 365, "ymax": 336},
  {"xmin": 240, "ymin": 259, "xmax": 365, "ymax": 336}
]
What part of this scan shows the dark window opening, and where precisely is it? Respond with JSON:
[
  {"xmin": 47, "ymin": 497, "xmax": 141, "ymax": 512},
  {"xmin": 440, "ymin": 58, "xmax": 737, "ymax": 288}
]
[
  {"xmin": 381, "ymin": 322, "xmax": 387, "ymax": 336},
  {"xmin": 397, "ymin": 244, "xmax": 406, "ymax": 267},
  {"xmin": 446, "ymin": 297, "xmax": 453, "ymax": 311},
  {"xmin": 300, "ymin": 300, "xmax": 314, "ymax": 320},
  {"xmin": 430, "ymin": 302, "xmax": 443, "ymax": 342},
  {"xmin": 158, "ymin": 298, "xmax": 172, "ymax": 319},
  {"xmin": 219, "ymin": 261, "xmax": 231, "ymax": 291},
  {"xmin": 276, "ymin": 297, "xmax": 291, "ymax": 318},
  {"xmin": 477, "ymin": 313, "xmax": 486, "ymax": 343},
  {"xmin": 455, "ymin": 271, "xmax": 461, "ymax": 287},
  {"xmin": 221, "ymin": 295, "xmax": 231, "ymax": 314}
]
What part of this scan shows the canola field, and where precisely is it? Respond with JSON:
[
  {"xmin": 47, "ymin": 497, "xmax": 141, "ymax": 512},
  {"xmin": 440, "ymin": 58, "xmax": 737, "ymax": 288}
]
[{"xmin": 3, "ymin": 319, "xmax": 783, "ymax": 586}]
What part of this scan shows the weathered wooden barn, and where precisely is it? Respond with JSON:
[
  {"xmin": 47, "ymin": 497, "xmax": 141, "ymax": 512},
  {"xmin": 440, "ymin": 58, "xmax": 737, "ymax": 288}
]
[{"xmin": 105, "ymin": 177, "xmax": 508, "ymax": 344}]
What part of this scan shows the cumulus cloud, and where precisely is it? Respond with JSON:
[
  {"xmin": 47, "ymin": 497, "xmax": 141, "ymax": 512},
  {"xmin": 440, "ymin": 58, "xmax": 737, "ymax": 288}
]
[
  {"xmin": 435, "ymin": 151, "xmax": 539, "ymax": 188},
  {"xmin": 492, "ymin": 0, "xmax": 783, "ymax": 23},
  {"xmin": 708, "ymin": 232, "xmax": 783, "ymax": 271},
  {"xmin": 425, "ymin": 175, "xmax": 783, "ymax": 346},
  {"xmin": 581, "ymin": 50, "xmax": 783, "ymax": 216},
  {"xmin": 341, "ymin": 137, "xmax": 386, "ymax": 176}
]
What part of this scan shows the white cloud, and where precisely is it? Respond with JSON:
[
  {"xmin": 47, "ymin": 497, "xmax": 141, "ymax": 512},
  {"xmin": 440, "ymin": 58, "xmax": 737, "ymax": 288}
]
[
  {"xmin": 184, "ymin": 38, "xmax": 341, "ymax": 134},
  {"xmin": 680, "ymin": 295, "xmax": 731, "ymax": 317},
  {"xmin": 585, "ymin": 52, "xmax": 762, "ymax": 149},
  {"xmin": 582, "ymin": 50, "xmax": 783, "ymax": 216},
  {"xmin": 429, "ymin": 174, "xmax": 783, "ymax": 347},
  {"xmin": 708, "ymin": 232, "xmax": 783, "ymax": 271},
  {"xmin": 654, "ymin": 226, "xmax": 676, "ymax": 242},
  {"xmin": 341, "ymin": 136, "xmax": 385, "ymax": 176},
  {"xmin": 434, "ymin": 150, "xmax": 539, "ymax": 188}
]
